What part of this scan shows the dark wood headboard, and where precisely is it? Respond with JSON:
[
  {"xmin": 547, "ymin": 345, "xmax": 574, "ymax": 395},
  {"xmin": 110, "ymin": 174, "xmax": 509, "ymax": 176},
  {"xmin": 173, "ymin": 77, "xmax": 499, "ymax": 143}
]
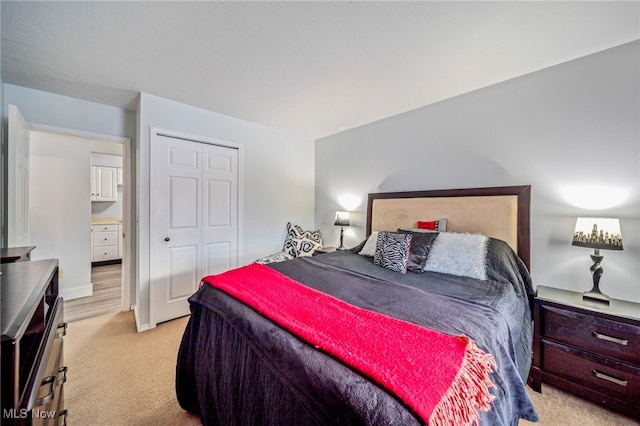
[{"xmin": 366, "ymin": 185, "xmax": 531, "ymax": 270}]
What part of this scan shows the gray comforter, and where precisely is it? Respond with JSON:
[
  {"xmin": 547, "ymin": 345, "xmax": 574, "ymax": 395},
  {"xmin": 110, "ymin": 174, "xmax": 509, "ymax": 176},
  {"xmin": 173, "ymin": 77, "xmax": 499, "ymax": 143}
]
[{"xmin": 176, "ymin": 238, "xmax": 538, "ymax": 425}]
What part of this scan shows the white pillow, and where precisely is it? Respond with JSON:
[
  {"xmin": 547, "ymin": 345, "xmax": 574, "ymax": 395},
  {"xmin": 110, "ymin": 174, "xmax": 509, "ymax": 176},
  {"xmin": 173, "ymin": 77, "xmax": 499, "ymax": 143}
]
[
  {"xmin": 358, "ymin": 231, "xmax": 379, "ymax": 257},
  {"xmin": 423, "ymin": 232, "xmax": 489, "ymax": 280}
]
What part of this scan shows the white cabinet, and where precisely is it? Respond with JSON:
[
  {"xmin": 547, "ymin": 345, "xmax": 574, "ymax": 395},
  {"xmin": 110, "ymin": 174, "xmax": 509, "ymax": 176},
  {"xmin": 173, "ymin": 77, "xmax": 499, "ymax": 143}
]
[
  {"xmin": 91, "ymin": 166, "xmax": 118, "ymax": 202},
  {"xmin": 91, "ymin": 223, "xmax": 121, "ymax": 262}
]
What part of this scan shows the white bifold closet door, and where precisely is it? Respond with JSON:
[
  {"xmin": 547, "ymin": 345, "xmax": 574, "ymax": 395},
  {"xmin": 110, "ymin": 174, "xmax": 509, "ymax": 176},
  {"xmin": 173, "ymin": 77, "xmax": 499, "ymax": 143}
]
[{"xmin": 152, "ymin": 133, "xmax": 238, "ymax": 324}]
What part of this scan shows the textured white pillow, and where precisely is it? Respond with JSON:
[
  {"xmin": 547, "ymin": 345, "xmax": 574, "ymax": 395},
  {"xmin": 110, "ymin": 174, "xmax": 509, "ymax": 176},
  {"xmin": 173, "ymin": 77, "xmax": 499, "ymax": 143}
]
[
  {"xmin": 358, "ymin": 231, "xmax": 379, "ymax": 257},
  {"xmin": 423, "ymin": 232, "xmax": 489, "ymax": 280}
]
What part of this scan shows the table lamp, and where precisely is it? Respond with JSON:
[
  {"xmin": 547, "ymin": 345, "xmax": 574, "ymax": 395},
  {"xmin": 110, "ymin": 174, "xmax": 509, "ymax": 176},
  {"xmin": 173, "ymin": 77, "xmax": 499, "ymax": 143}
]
[
  {"xmin": 334, "ymin": 211, "xmax": 350, "ymax": 250},
  {"xmin": 571, "ymin": 217, "xmax": 623, "ymax": 305}
]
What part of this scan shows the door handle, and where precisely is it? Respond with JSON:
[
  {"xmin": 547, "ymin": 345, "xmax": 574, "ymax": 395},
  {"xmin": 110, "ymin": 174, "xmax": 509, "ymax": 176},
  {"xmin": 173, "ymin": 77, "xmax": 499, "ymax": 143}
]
[
  {"xmin": 164, "ymin": 237, "xmax": 170, "ymax": 242},
  {"xmin": 35, "ymin": 375, "xmax": 56, "ymax": 406},
  {"xmin": 57, "ymin": 322, "xmax": 68, "ymax": 337}
]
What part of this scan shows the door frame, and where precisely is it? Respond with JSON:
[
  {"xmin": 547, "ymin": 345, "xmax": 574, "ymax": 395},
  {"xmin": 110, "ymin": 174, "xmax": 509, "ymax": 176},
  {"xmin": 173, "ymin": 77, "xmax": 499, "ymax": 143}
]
[
  {"xmin": 27, "ymin": 122, "xmax": 134, "ymax": 312},
  {"xmin": 148, "ymin": 127, "xmax": 244, "ymax": 329},
  {"xmin": 7, "ymin": 105, "xmax": 31, "ymax": 247}
]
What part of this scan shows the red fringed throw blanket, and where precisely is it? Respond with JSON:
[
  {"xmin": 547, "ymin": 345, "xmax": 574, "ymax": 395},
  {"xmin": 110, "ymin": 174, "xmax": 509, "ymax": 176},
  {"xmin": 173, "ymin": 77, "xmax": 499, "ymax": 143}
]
[{"xmin": 202, "ymin": 263, "xmax": 496, "ymax": 425}]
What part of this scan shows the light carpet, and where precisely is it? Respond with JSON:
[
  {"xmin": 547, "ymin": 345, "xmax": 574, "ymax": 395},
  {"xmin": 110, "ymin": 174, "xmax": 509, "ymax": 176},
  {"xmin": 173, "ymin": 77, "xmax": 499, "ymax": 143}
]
[{"xmin": 65, "ymin": 311, "xmax": 638, "ymax": 425}]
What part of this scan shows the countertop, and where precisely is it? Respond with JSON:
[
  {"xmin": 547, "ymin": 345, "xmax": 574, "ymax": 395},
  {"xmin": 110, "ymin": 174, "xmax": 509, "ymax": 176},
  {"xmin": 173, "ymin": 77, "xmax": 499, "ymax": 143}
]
[{"xmin": 91, "ymin": 217, "xmax": 122, "ymax": 225}]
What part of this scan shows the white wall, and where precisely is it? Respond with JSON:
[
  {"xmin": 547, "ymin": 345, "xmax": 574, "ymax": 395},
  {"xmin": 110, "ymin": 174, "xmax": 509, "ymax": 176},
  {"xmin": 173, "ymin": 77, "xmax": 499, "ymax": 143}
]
[
  {"xmin": 315, "ymin": 41, "xmax": 640, "ymax": 303},
  {"xmin": 29, "ymin": 131, "xmax": 124, "ymax": 299},
  {"xmin": 136, "ymin": 93, "xmax": 315, "ymax": 330}
]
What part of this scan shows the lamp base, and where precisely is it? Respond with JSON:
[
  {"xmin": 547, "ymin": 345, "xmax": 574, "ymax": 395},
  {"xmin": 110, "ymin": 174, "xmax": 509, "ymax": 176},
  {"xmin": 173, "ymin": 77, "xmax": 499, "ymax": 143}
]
[
  {"xmin": 336, "ymin": 226, "xmax": 346, "ymax": 251},
  {"xmin": 582, "ymin": 251, "xmax": 609, "ymax": 305},
  {"xmin": 582, "ymin": 290, "xmax": 610, "ymax": 305}
]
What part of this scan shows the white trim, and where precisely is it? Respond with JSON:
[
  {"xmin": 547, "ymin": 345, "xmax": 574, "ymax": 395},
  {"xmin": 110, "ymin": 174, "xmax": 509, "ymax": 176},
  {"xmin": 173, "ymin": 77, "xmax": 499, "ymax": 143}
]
[
  {"xmin": 27, "ymin": 122, "xmax": 129, "ymax": 144},
  {"xmin": 134, "ymin": 306, "xmax": 151, "ymax": 332},
  {"xmin": 61, "ymin": 283, "xmax": 93, "ymax": 300},
  {"xmin": 148, "ymin": 127, "xmax": 244, "ymax": 329},
  {"xmin": 149, "ymin": 129, "xmax": 158, "ymax": 330},
  {"xmin": 120, "ymin": 136, "xmax": 133, "ymax": 313}
]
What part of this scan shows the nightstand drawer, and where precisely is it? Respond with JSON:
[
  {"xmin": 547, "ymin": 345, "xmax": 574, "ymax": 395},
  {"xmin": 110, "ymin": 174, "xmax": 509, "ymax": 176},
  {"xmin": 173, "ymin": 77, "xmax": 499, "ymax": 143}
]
[
  {"xmin": 542, "ymin": 304, "xmax": 640, "ymax": 364},
  {"xmin": 542, "ymin": 340, "xmax": 640, "ymax": 402}
]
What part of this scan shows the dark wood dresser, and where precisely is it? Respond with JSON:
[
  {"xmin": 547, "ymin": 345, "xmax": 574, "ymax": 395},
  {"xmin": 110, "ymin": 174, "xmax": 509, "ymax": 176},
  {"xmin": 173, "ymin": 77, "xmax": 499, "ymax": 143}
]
[
  {"xmin": 1, "ymin": 246, "xmax": 36, "ymax": 264},
  {"xmin": 530, "ymin": 285, "xmax": 639, "ymax": 420},
  {"xmin": 1, "ymin": 259, "xmax": 68, "ymax": 425}
]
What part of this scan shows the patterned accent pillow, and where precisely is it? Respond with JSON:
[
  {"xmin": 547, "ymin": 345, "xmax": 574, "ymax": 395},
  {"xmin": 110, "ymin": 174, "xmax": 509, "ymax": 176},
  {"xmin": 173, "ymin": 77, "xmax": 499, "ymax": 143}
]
[
  {"xmin": 396, "ymin": 230, "xmax": 439, "ymax": 273},
  {"xmin": 417, "ymin": 218, "xmax": 448, "ymax": 231},
  {"xmin": 373, "ymin": 232, "xmax": 413, "ymax": 274},
  {"xmin": 283, "ymin": 222, "xmax": 323, "ymax": 257},
  {"xmin": 255, "ymin": 252, "xmax": 294, "ymax": 265}
]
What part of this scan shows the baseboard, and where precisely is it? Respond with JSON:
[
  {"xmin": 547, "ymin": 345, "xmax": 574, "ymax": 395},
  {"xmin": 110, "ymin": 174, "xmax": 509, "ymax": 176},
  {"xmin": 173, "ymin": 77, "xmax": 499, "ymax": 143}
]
[
  {"xmin": 134, "ymin": 306, "xmax": 152, "ymax": 332},
  {"xmin": 61, "ymin": 283, "xmax": 93, "ymax": 300},
  {"xmin": 91, "ymin": 259, "xmax": 122, "ymax": 267}
]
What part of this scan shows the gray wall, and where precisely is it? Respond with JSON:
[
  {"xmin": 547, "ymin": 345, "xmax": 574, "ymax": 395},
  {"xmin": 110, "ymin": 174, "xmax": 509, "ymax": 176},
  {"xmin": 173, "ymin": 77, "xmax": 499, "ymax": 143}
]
[
  {"xmin": 136, "ymin": 93, "xmax": 315, "ymax": 330},
  {"xmin": 2, "ymin": 84, "xmax": 138, "ymax": 304},
  {"xmin": 28, "ymin": 131, "xmax": 123, "ymax": 300},
  {"xmin": 2, "ymin": 84, "xmax": 136, "ymax": 138},
  {"xmin": 2, "ymin": 84, "xmax": 135, "ymax": 247},
  {"xmin": 3, "ymin": 86, "xmax": 315, "ymax": 332},
  {"xmin": 315, "ymin": 41, "xmax": 640, "ymax": 303}
]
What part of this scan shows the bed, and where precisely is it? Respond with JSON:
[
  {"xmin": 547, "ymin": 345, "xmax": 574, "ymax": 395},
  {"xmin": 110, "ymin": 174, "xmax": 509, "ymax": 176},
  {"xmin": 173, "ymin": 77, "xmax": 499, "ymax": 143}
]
[{"xmin": 176, "ymin": 185, "xmax": 539, "ymax": 425}]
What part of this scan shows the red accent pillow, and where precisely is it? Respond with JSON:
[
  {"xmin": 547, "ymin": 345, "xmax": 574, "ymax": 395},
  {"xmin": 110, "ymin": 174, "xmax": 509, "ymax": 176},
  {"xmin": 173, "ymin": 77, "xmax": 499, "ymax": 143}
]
[{"xmin": 417, "ymin": 220, "xmax": 437, "ymax": 230}]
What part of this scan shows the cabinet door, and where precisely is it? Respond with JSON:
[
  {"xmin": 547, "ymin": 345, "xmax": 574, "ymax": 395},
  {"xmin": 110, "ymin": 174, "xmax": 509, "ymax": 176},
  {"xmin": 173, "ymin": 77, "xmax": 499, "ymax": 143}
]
[
  {"xmin": 90, "ymin": 166, "xmax": 97, "ymax": 200},
  {"xmin": 95, "ymin": 166, "xmax": 117, "ymax": 202}
]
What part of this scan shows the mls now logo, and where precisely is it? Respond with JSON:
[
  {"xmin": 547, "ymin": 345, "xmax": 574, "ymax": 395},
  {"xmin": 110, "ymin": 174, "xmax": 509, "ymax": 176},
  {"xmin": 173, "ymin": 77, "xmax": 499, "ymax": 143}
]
[
  {"xmin": 3, "ymin": 408, "xmax": 56, "ymax": 419},
  {"xmin": 3, "ymin": 408, "xmax": 29, "ymax": 419}
]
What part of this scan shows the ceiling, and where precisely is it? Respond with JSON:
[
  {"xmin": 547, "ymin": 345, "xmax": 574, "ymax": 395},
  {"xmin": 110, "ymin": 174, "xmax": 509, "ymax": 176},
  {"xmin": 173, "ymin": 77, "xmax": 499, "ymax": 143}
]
[{"xmin": 2, "ymin": 1, "xmax": 639, "ymax": 140}]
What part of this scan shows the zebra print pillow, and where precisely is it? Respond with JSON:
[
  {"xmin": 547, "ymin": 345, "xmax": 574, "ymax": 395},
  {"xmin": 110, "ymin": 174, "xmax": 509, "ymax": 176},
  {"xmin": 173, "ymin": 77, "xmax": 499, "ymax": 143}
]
[{"xmin": 373, "ymin": 232, "xmax": 413, "ymax": 274}]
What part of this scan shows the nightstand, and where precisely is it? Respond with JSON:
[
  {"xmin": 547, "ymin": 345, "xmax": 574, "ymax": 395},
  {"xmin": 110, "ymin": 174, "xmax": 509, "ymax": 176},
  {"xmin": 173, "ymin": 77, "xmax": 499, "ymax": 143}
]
[
  {"xmin": 313, "ymin": 247, "xmax": 337, "ymax": 256},
  {"xmin": 530, "ymin": 286, "xmax": 640, "ymax": 420}
]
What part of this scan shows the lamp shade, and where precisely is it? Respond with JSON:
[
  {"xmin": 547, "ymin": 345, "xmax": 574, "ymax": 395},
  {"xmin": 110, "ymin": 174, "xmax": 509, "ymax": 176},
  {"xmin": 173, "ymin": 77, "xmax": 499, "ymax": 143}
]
[
  {"xmin": 572, "ymin": 217, "xmax": 623, "ymax": 251},
  {"xmin": 334, "ymin": 211, "xmax": 350, "ymax": 227}
]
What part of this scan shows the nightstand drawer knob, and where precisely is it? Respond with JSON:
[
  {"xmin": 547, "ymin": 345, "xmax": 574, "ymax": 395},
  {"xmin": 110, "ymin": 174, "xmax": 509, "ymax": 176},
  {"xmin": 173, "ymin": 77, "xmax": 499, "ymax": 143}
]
[
  {"xmin": 593, "ymin": 331, "xmax": 628, "ymax": 346},
  {"xmin": 592, "ymin": 369, "xmax": 628, "ymax": 387}
]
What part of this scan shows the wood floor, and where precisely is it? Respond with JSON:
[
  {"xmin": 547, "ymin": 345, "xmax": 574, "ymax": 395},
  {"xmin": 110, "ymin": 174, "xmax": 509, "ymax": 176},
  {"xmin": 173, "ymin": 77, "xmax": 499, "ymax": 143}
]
[{"xmin": 64, "ymin": 263, "xmax": 122, "ymax": 323}]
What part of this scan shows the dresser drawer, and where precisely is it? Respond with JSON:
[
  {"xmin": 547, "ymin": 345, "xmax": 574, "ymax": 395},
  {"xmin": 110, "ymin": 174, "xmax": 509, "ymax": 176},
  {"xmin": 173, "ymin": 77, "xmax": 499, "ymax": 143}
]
[
  {"xmin": 541, "ymin": 304, "xmax": 640, "ymax": 364},
  {"xmin": 93, "ymin": 231, "xmax": 118, "ymax": 247},
  {"xmin": 92, "ymin": 246, "xmax": 118, "ymax": 261},
  {"xmin": 542, "ymin": 340, "xmax": 640, "ymax": 403},
  {"xmin": 22, "ymin": 298, "xmax": 67, "ymax": 413},
  {"xmin": 92, "ymin": 224, "xmax": 118, "ymax": 232}
]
